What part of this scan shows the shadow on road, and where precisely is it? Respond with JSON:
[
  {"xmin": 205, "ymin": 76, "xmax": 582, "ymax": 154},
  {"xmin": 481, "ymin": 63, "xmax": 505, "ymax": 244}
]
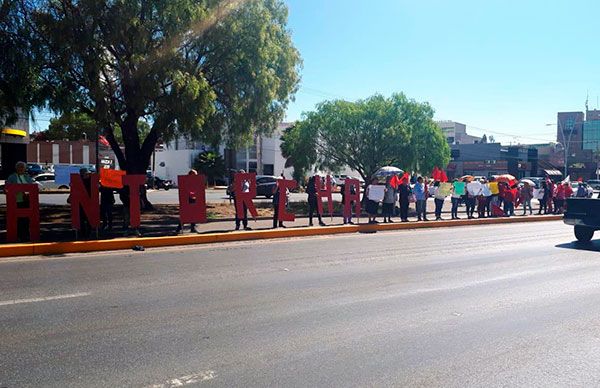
[{"xmin": 555, "ymin": 241, "xmax": 600, "ymax": 252}]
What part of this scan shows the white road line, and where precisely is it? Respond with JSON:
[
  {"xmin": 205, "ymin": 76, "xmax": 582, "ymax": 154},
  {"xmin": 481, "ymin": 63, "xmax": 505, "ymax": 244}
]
[
  {"xmin": 0, "ymin": 292, "xmax": 91, "ymax": 307},
  {"xmin": 145, "ymin": 371, "xmax": 217, "ymax": 388}
]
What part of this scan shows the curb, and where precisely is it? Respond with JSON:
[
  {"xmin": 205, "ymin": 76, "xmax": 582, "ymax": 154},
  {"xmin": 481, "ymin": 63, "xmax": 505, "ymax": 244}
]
[{"xmin": 0, "ymin": 215, "xmax": 563, "ymax": 258}]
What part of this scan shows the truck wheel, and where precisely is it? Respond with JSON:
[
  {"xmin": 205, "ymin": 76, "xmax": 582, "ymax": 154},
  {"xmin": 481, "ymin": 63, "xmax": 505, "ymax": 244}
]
[{"xmin": 575, "ymin": 226, "xmax": 594, "ymax": 243}]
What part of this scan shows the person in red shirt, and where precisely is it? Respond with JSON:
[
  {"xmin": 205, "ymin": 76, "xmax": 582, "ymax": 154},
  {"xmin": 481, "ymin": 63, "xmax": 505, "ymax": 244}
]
[{"xmin": 546, "ymin": 178, "xmax": 555, "ymax": 214}]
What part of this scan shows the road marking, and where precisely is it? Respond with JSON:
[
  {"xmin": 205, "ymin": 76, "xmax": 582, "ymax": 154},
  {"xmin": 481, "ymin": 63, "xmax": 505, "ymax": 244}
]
[
  {"xmin": 0, "ymin": 292, "xmax": 91, "ymax": 307},
  {"xmin": 145, "ymin": 371, "xmax": 216, "ymax": 388}
]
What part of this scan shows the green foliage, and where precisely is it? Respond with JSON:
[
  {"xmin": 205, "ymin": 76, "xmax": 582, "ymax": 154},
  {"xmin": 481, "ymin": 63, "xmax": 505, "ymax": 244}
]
[
  {"xmin": 26, "ymin": 0, "xmax": 301, "ymax": 173},
  {"xmin": 281, "ymin": 93, "xmax": 450, "ymax": 181},
  {"xmin": 0, "ymin": 1, "xmax": 44, "ymax": 126},
  {"xmin": 193, "ymin": 150, "xmax": 226, "ymax": 185},
  {"xmin": 38, "ymin": 112, "xmax": 150, "ymax": 144}
]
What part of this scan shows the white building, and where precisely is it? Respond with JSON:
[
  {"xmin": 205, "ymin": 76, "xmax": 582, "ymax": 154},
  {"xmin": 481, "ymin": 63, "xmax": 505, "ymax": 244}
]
[
  {"xmin": 153, "ymin": 123, "xmax": 295, "ymax": 182},
  {"xmin": 437, "ymin": 120, "xmax": 481, "ymax": 145}
]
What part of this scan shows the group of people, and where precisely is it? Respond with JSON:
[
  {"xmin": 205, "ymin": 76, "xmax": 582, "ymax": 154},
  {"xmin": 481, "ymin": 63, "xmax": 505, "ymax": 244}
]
[{"xmin": 362, "ymin": 174, "xmax": 586, "ymax": 224}]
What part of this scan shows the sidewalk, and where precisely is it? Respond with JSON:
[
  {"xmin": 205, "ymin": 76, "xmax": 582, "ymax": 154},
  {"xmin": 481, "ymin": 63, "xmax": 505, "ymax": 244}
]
[{"xmin": 0, "ymin": 199, "xmax": 557, "ymax": 243}]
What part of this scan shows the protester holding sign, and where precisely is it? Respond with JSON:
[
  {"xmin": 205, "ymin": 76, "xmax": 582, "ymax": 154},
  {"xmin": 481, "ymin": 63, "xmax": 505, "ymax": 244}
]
[
  {"xmin": 306, "ymin": 176, "xmax": 325, "ymax": 227},
  {"xmin": 414, "ymin": 176, "xmax": 428, "ymax": 221},
  {"xmin": 100, "ymin": 184, "xmax": 115, "ymax": 231},
  {"xmin": 176, "ymin": 169, "xmax": 201, "ymax": 234},
  {"xmin": 382, "ymin": 176, "xmax": 396, "ymax": 223},
  {"xmin": 366, "ymin": 178, "xmax": 382, "ymax": 224},
  {"xmin": 6, "ymin": 161, "xmax": 34, "ymax": 241}
]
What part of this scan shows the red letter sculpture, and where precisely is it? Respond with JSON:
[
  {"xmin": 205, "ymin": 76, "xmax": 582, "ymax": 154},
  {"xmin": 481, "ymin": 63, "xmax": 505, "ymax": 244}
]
[
  {"xmin": 6, "ymin": 184, "xmax": 40, "ymax": 242},
  {"xmin": 233, "ymin": 173, "xmax": 258, "ymax": 219},
  {"xmin": 122, "ymin": 175, "xmax": 146, "ymax": 228},
  {"xmin": 276, "ymin": 179, "xmax": 297, "ymax": 222},
  {"xmin": 178, "ymin": 174, "xmax": 207, "ymax": 224},
  {"xmin": 343, "ymin": 178, "xmax": 361, "ymax": 220},
  {"xmin": 70, "ymin": 173, "xmax": 100, "ymax": 230},
  {"xmin": 315, "ymin": 175, "xmax": 334, "ymax": 217}
]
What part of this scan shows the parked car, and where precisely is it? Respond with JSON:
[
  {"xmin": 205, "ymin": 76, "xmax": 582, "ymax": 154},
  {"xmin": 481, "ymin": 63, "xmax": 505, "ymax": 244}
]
[
  {"xmin": 587, "ymin": 179, "xmax": 600, "ymax": 190},
  {"xmin": 26, "ymin": 163, "xmax": 44, "ymax": 177},
  {"xmin": 564, "ymin": 198, "xmax": 600, "ymax": 242},
  {"xmin": 256, "ymin": 175, "xmax": 278, "ymax": 198},
  {"xmin": 145, "ymin": 172, "xmax": 173, "ymax": 190},
  {"xmin": 34, "ymin": 173, "xmax": 70, "ymax": 190}
]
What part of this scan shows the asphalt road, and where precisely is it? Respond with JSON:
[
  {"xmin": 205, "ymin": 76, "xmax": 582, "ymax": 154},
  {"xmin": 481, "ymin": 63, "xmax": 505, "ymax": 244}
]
[{"xmin": 2, "ymin": 221, "xmax": 600, "ymax": 387}]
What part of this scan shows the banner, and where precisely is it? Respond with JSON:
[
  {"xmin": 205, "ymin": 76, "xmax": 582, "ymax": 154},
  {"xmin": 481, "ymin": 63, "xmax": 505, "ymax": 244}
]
[
  {"xmin": 100, "ymin": 168, "xmax": 126, "ymax": 189},
  {"xmin": 439, "ymin": 182, "xmax": 453, "ymax": 197},
  {"xmin": 55, "ymin": 165, "xmax": 82, "ymax": 185},
  {"xmin": 367, "ymin": 185, "xmax": 385, "ymax": 202},
  {"xmin": 453, "ymin": 182, "xmax": 466, "ymax": 196}
]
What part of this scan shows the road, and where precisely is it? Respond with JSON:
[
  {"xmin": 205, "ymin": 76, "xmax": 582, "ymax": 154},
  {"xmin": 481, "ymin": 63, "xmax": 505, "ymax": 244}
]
[{"xmin": 2, "ymin": 221, "xmax": 600, "ymax": 387}]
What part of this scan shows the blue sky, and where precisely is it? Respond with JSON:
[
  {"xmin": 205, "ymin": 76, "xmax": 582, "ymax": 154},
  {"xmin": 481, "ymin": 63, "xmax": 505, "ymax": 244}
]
[{"xmin": 284, "ymin": 0, "xmax": 600, "ymax": 144}]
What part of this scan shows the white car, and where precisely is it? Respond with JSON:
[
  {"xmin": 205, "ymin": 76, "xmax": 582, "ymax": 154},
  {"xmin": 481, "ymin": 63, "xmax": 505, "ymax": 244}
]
[{"xmin": 34, "ymin": 173, "xmax": 70, "ymax": 190}]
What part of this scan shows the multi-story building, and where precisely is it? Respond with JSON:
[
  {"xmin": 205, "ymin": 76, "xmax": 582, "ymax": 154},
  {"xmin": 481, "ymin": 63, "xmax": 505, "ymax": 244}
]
[
  {"xmin": 555, "ymin": 110, "xmax": 597, "ymax": 178},
  {"xmin": 437, "ymin": 121, "xmax": 482, "ymax": 145}
]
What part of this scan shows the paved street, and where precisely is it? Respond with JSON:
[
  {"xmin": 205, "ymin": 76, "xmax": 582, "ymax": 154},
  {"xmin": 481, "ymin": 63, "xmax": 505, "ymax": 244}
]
[{"xmin": 2, "ymin": 221, "xmax": 600, "ymax": 387}]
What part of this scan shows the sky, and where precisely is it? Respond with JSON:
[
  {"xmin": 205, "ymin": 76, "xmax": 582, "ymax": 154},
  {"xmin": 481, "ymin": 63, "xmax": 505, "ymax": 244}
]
[{"xmin": 283, "ymin": 0, "xmax": 600, "ymax": 145}]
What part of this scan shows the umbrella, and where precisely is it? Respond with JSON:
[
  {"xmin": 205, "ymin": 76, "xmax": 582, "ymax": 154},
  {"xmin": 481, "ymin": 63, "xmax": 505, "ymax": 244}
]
[
  {"xmin": 460, "ymin": 175, "xmax": 474, "ymax": 182},
  {"xmin": 374, "ymin": 166, "xmax": 404, "ymax": 177},
  {"xmin": 494, "ymin": 174, "xmax": 517, "ymax": 185},
  {"xmin": 520, "ymin": 178, "xmax": 535, "ymax": 186}
]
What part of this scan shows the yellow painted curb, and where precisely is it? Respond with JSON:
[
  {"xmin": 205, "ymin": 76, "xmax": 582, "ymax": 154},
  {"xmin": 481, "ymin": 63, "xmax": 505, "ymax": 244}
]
[{"xmin": 0, "ymin": 215, "xmax": 563, "ymax": 258}]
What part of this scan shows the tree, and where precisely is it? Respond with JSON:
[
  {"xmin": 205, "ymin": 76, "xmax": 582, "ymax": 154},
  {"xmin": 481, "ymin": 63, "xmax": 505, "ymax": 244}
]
[
  {"xmin": 281, "ymin": 93, "xmax": 450, "ymax": 182},
  {"xmin": 27, "ymin": 0, "xmax": 301, "ymax": 175},
  {"xmin": 38, "ymin": 111, "xmax": 150, "ymax": 144},
  {"xmin": 481, "ymin": 134, "xmax": 488, "ymax": 144},
  {"xmin": 489, "ymin": 135, "xmax": 496, "ymax": 143},
  {"xmin": 42, "ymin": 112, "xmax": 98, "ymax": 141},
  {"xmin": 193, "ymin": 150, "xmax": 226, "ymax": 185},
  {"xmin": 0, "ymin": 1, "xmax": 44, "ymax": 126}
]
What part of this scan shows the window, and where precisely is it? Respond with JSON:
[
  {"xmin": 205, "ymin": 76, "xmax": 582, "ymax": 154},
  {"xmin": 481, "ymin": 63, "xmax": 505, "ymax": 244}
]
[{"xmin": 263, "ymin": 164, "xmax": 274, "ymax": 175}]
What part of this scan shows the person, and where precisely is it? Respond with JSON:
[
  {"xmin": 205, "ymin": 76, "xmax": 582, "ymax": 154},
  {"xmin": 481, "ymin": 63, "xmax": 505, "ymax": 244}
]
[
  {"xmin": 431, "ymin": 181, "xmax": 446, "ymax": 221},
  {"xmin": 450, "ymin": 179, "xmax": 461, "ymax": 220},
  {"xmin": 554, "ymin": 182, "xmax": 566, "ymax": 214},
  {"xmin": 76, "ymin": 168, "xmax": 93, "ymax": 238},
  {"xmin": 176, "ymin": 169, "xmax": 200, "ymax": 234},
  {"xmin": 414, "ymin": 176, "xmax": 428, "ymax": 221},
  {"xmin": 520, "ymin": 182, "xmax": 533, "ymax": 216},
  {"xmin": 6, "ymin": 161, "xmax": 34, "ymax": 241},
  {"xmin": 546, "ymin": 178, "xmax": 555, "ymax": 214},
  {"xmin": 481, "ymin": 179, "xmax": 492, "ymax": 217},
  {"xmin": 488, "ymin": 177, "xmax": 499, "ymax": 217},
  {"xmin": 538, "ymin": 181, "xmax": 548, "ymax": 215},
  {"xmin": 576, "ymin": 182, "xmax": 587, "ymax": 198},
  {"xmin": 100, "ymin": 183, "xmax": 115, "ymax": 231},
  {"xmin": 382, "ymin": 176, "xmax": 396, "ymax": 223},
  {"xmin": 272, "ymin": 180, "xmax": 288, "ymax": 228},
  {"xmin": 366, "ymin": 177, "xmax": 380, "ymax": 224},
  {"xmin": 397, "ymin": 177, "xmax": 410, "ymax": 222},
  {"xmin": 340, "ymin": 183, "xmax": 357, "ymax": 225},
  {"xmin": 232, "ymin": 169, "xmax": 252, "ymax": 231},
  {"xmin": 465, "ymin": 180, "xmax": 479, "ymax": 219},
  {"xmin": 306, "ymin": 176, "xmax": 325, "ymax": 226},
  {"xmin": 503, "ymin": 183, "xmax": 516, "ymax": 217}
]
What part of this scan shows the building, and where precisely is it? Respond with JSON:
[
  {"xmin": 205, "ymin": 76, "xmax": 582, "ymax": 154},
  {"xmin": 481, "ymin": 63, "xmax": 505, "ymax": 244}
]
[
  {"xmin": 447, "ymin": 143, "xmax": 539, "ymax": 179},
  {"xmin": 555, "ymin": 110, "xmax": 597, "ymax": 179},
  {"xmin": 224, "ymin": 122, "xmax": 294, "ymax": 178},
  {"xmin": 27, "ymin": 140, "xmax": 97, "ymax": 167},
  {"xmin": 0, "ymin": 111, "xmax": 30, "ymax": 179},
  {"xmin": 437, "ymin": 121, "xmax": 482, "ymax": 145}
]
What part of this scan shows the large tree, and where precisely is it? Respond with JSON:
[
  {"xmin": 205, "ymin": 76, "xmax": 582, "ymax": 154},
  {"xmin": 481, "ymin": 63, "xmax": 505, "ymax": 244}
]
[
  {"xmin": 281, "ymin": 93, "xmax": 450, "ymax": 182},
  {"xmin": 27, "ymin": 0, "xmax": 301, "ymax": 174},
  {"xmin": 0, "ymin": 0, "xmax": 44, "ymax": 126}
]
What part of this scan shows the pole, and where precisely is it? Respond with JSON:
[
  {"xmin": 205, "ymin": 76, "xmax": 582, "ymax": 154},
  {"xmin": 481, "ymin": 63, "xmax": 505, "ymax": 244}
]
[{"xmin": 95, "ymin": 126, "xmax": 100, "ymax": 173}]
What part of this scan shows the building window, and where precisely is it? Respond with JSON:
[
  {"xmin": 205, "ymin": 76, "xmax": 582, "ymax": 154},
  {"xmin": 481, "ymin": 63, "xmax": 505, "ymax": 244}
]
[{"xmin": 263, "ymin": 164, "xmax": 274, "ymax": 176}]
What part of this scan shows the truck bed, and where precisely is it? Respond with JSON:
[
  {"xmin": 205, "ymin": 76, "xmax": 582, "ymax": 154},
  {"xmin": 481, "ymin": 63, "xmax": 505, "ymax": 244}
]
[{"xmin": 564, "ymin": 198, "xmax": 600, "ymax": 228}]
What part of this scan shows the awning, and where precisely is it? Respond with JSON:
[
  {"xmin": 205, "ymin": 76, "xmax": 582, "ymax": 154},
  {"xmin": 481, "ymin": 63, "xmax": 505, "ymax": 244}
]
[
  {"xmin": 544, "ymin": 168, "xmax": 562, "ymax": 176},
  {"xmin": 1, "ymin": 128, "xmax": 26, "ymax": 137}
]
